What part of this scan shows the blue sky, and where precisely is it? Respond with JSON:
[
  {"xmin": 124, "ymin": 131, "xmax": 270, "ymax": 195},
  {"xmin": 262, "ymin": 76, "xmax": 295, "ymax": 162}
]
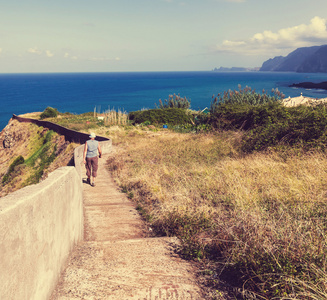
[{"xmin": 1, "ymin": 0, "xmax": 327, "ymax": 72}]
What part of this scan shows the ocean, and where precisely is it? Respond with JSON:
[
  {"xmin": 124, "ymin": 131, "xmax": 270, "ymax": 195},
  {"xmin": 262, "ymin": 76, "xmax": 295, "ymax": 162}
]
[{"xmin": 1, "ymin": 71, "xmax": 327, "ymax": 131}]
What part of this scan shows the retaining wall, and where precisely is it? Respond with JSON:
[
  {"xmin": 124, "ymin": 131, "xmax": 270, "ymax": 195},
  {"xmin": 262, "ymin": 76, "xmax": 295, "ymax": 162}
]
[
  {"xmin": 0, "ymin": 116, "xmax": 112, "ymax": 300},
  {"xmin": 0, "ymin": 167, "xmax": 83, "ymax": 300}
]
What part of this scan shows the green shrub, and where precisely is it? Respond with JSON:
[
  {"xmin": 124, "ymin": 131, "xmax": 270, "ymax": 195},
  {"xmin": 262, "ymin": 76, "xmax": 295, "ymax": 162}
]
[
  {"xmin": 128, "ymin": 108, "xmax": 194, "ymax": 125},
  {"xmin": 157, "ymin": 94, "xmax": 191, "ymax": 109},
  {"xmin": 209, "ymin": 101, "xmax": 285, "ymax": 131},
  {"xmin": 172, "ymin": 123, "xmax": 212, "ymax": 133},
  {"xmin": 209, "ymin": 100, "xmax": 327, "ymax": 151},
  {"xmin": 210, "ymin": 85, "xmax": 283, "ymax": 113},
  {"xmin": 2, "ymin": 155, "xmax": 25, "ymax": 184},
  {"xmin": 242, "ymin": 105, "xmax": 327, "ymax": 152},
  {"xmin": 40, "ymin": 107, "xmax": 59, "ymax": 119}
]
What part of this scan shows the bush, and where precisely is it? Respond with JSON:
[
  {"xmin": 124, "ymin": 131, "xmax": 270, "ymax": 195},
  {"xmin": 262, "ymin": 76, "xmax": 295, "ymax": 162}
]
[
  {"xmin": 209, "ymin": 101, "xmax": 284, "ymax": 131},
  {"xmin": 128, "ymin": 108, "xmax": 194, "ymax": 125},
  {"xmin": 210, "ymin": 85, "xmax": 283, "ymax": 113},
  {"xmin": 157, "ymin": 94, "xmax": 191, "ymax": 109},
  {"xmin": 40, "ymin": 107, "xmax": 58, "ymax": 119},
  {"xmin": 209, "ymin": 102, "xmax": 327, "ymax": 151},
  {"xmin": 241, "ymin": 104, "xmax": 327, "ymax": 152}
]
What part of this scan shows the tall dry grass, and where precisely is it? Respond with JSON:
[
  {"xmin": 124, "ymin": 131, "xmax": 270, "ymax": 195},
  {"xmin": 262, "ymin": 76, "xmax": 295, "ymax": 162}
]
[
  {"xmin": 106, "ymin": 127, "xmax": 327, "ymax": 299},
  {"xmin": 103, "ymin": 108, "xmax": 128, "ymax": 126}
]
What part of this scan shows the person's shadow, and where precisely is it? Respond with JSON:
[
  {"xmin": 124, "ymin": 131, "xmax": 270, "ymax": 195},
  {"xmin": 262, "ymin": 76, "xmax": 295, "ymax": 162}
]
[{"xmin": 82, "ymin": 178, "xmax": 90, "ymax": 185}]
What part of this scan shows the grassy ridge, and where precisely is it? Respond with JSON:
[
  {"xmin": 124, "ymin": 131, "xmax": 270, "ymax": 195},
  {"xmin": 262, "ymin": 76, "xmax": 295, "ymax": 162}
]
[{"xmin": 106, "ymin": 127, "xmax": 327, "ymax": 299}]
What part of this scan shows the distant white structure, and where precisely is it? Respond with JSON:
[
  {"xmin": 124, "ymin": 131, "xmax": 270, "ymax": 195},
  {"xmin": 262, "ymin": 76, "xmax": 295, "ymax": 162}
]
[{"xmin": 282, "ymin": 94, "xmax": 327, "ymax": 107}]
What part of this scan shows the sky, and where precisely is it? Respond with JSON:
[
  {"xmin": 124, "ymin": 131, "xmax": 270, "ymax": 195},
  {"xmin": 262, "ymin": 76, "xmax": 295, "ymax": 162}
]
[{"xmin": 1, "ymin": 0, "xmax": 327, "ymax": 73}]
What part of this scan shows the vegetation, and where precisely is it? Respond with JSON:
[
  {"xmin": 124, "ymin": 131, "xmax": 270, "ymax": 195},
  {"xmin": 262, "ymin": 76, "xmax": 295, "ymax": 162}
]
[
  {"xmin": 41, "ymin": 109, "xmax": 129, "ymax": 130},
  {"xmin": 157, "ymin": 94, "xmax": 191, "ymax": 109},
  {"xmin": 210, "ymin": 85, "xmax": 284, "ymax": 113},
  {"xmin": 41, "ymin": 111, "xmax": 101, "ymax": 131},
  {"xmin": 128, "ymin": 107, "xmax": 194, "ymax": 126},
  {"xmin": 1, "ymin": 155, "xmax": 25, "ymax": 184},
  {"xmin": 103, "ymin": 108, "xmax": 129, "ymax": 126},
  {"xmin": 3, "ymin": 87, "xmax": 327, "ymax": 298},
  {"xmin": 40, "ymin": 107, "xmax": 59, "ymax": 119},
  {"xmin": 209, "ymin": 101, "xmax": 327, "ymax": 152},
  {"xmin": 101, "ymin": 88, "xmax": 327, "ymax": 299},
  {"xmin": 0, "ymin": 125, "xmax": 73, "ymax": 196},
  {"xmin": 106, "ymin": 127, "xmax": 327, "ymax": 300},
  {"xmin": 24, "ymin": 130, "xmax": 57, "ymax": 184}
]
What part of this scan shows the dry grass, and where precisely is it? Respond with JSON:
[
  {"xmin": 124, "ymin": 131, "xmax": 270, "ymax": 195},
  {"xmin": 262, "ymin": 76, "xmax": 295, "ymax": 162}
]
[
  {"xmin": 106, "ymin": 127, "xmax": 327, "ymax": 299},
  {"xmin": 102, "ymin": 108, "xmax": 129, "ymax": 126}
]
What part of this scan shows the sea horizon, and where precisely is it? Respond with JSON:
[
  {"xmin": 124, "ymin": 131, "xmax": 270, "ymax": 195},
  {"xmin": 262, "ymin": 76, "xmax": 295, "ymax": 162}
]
[{"xmin": 2, "ymin": 71, "xmax": 327, "ymax": 131}]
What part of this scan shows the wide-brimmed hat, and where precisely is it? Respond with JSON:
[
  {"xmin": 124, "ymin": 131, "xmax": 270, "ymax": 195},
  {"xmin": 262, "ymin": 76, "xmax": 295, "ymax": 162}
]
[{"xmin": 89, "ymin": 132, "xmax": 96, "ymax": 138}]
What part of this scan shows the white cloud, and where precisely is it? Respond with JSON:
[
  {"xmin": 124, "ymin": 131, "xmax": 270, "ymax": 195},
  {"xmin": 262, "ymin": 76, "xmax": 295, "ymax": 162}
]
[
  {"xmin": 46, "ymin": 50, "xmax": 54, "ymax": 58},
  {"xmin": 64, "ymin": 53, "xmax": 78, "ymax": 60},
  {"xmin": 251, "ymin": 16, "xmax": 327, "ymax": 45},
  {"xmin": 27, "ymin": 47, "xmax": 42, "ymax": 55},
  {"xmin": 215, "ymin": 16, "xmax": 327, "ymax": 56},
  {"xmin": 222, "ymin": 40, "xmax": 246, "ymax": 47},
  {"xmin": 28, "ymin": 47, "xmax": 54, "ymax": 57},
  {"xmin": 89, "ymin": 57, "xmax": 121, "ymax": 62}
]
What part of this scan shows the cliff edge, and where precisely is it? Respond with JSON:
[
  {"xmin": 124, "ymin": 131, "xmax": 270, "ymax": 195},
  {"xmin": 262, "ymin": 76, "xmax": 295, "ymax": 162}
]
[
  {"xmin": 0, "ymin": 116, "xmax": 75, "ymax": 197},
  {"xmin": 260, "ymin": 45, "xmax": 327, "ymax": 73}
]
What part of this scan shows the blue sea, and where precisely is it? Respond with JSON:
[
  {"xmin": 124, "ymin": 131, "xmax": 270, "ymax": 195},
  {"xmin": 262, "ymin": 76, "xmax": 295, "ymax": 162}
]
[{"xmin": 2, "ymin": 71, "xmax": 327, "ymax": 131}]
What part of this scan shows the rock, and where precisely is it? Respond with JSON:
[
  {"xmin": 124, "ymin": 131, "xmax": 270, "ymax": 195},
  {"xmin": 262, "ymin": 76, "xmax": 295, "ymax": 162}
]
[
  {"xmin": 3, "ymin": 133, "xmax": 14, "ymax": 148},
  {"xmin": 289, "ymin": 81, "xmax": 327, "ymax": 90}
]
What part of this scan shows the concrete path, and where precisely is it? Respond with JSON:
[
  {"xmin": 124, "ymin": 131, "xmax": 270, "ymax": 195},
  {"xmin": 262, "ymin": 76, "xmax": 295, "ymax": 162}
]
[{"xmin": 50, "ymin": 154, "xmax": 203, "ymax": 300}]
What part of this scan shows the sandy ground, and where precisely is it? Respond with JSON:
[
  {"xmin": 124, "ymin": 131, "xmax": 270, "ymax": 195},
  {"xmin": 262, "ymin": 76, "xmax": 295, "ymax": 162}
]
[{"xmin": 50, "ymin": 153, "xmax": 203, "ymax": 300}]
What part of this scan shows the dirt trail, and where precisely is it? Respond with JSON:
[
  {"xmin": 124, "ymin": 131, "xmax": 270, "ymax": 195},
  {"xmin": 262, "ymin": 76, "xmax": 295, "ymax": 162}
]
[{"xmin": 50, "ymin": 153, "xmax": 203, "ymax": 300}]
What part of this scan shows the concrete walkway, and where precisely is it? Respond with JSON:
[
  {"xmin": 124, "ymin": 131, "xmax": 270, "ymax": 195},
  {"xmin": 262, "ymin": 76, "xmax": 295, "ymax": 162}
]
[{"xmin": 50, "ymin": 153, "xmax": 203, "ymax": 300}]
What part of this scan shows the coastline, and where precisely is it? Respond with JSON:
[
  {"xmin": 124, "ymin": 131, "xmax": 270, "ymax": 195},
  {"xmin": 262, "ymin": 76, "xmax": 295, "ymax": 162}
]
[{"xmin": 2, "ymin": 71, "xmax": 327, "ymax": 132}]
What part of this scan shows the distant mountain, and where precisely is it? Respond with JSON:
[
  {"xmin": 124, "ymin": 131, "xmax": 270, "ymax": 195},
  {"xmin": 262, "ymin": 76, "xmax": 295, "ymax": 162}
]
[
  {"xmin": 260, "ymin": 45, "xmax": 327, "ymax": 73},
  {"xmin": 213, "ymin": 66, "xmax": 260, "ymax": 72}
]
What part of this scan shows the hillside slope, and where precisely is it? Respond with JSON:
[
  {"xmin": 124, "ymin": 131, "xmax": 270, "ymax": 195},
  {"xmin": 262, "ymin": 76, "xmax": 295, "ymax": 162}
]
[
  {"xmin": 0, "ymin": 116, "xmax": 76, "ymax": 197},
  {"xmin": 260, "ymin": 45, "xmax": 327, "ymax": 72}
]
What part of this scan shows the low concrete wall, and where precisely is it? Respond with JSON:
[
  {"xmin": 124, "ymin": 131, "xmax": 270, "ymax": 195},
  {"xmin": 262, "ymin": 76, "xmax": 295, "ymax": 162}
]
[
  {"xmin": 0, "ymin": 117, "xmax": 112, "ymax": 300},
  {"xmin": 0, "ymin": 167, "xmax": 83, "ymax": 300}
]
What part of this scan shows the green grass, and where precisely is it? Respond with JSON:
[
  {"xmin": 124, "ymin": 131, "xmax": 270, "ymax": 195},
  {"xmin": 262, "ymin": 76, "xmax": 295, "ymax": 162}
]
[
  {"xmin": 1, "ymin": 129, "xmax": 59, "ymax": 190},
  {"xmin": 23, "ymin": 130, "xmax": 57, "ymax": 185},
  {"xmin": 1, "ymin": 155, "xmax": 25, "ymax": 184}
]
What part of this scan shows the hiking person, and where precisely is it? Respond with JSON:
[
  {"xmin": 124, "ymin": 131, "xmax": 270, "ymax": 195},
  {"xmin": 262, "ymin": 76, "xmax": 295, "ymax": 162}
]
[{"xmin": 83, "ymin": 132, "xmax": 102, "ymax": 186}]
